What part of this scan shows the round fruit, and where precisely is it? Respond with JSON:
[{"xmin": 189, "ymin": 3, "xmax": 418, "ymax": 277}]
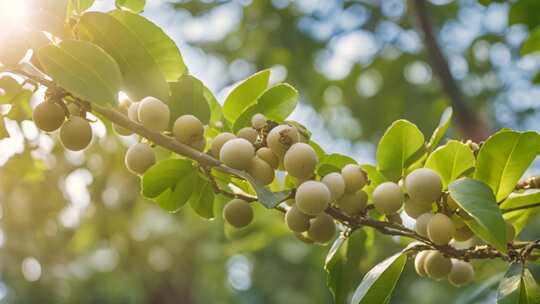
[
  {"xmin": 248, "ymin": 156, "xmax": 275, "ymax": 185},
  {"xmin": 137, "ymin": 97, "xmax": 170, "ymax": 132},
  {"xmin": 173, "ymin": 115, "xmax": 204, "ymax": 144},
  {"xmin": 415, "ymin": 213, "xmax": 434, "ymax": 237},
  {"xmin": 237, "ymin": 127, "xmax": 258, "ymax": 144},
  {"xmin": 424, "ymin": 251, "xmax": 452, "ymax": 279},
  {"xmin": 219, "ymin": 138, "xmax": 255, "ymax": 170},
  {"xmin": 448, "ymin": 260, "xmax": 474, "ymax": 286},
  {"xmin": 210, "ymin": 132, "xmax": 236, "ymax": 158},
  {"xmin": 32, "ymin": 102, "xmax": 65, "ymax": 132},
  {"xmin": 403, "ymin": 199, "xmax": 432, "ymax": 219},
  {"xmin": 295, "ymin": 181, "xmax": 331, "ymax": 216},
  {"xmin": 124, "ymin": 143, "xmax": 156, "ymax": 175},
  {"xmin": 337, "ymin": 191, "xmax": 368, "ymax": 216},
  {"xmin": 223, "ymin": 199, "xmax": 253, "ymax": 228},
  {"xmin": 307, "ymin": 213, "xmax": 336, "ymax": 244},
  {"xmin": 285, "ymin": 205, "xmax": 311, "ymax": 232},
  {"xmin": 454, "ymin": 226, "xmax": 474, "ymax": 242},
  {"xmin": 256, "ymin": 147, "xmax": 279, "ymax": 169},
  {"xmin": 251, "ymin": 113, "xmax": 267, "ymax": 129},
  {"xmin": 427, "ymin": 213, "xmax": 456, "ymax": 245},
  {"xmin": 321, "ymin": 173, "xmax": 346, "ymax": 202},
  {"xmin": 506, "ymin": 221, "xmax": 515, "ymax": 242},
  {"xmin": 341, "ymin": 164, "xmax": 367, "ymax": 193},
  {"xmin": 372, "ymin": 182, "xmax": 403, "ymax": 215},
  {"xmin": 405, "ymin": 168, "xmax": 443, "ymax": 203},
  {"xmin": 283, "ymin": 143, "xmax": 317, "ymax": 180},
  {"xmin": 189, "ymin": 137, "xmax": 206, "ymax": 152},
  {"xmin": 414, "ymin": 250, "xmax": 431, "ymax": 277},
  {"xmin": 127, "ymin": 102, "xmax": 140, "ymax": 122},
  {"xmin": 60, "ymin": 116, "xmax": 92, "ymax": 151},
  {"xmin": 294, "ymin": 232, "xmax": 314, "ymax": 244},
  {"xmin": 266, "ymin": 124, "xmax": 299, "ymax": 157}
]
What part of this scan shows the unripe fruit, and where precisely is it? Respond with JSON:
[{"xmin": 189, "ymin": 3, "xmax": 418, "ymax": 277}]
[
  {"xmin": 454, "ymin": 226, "xmax": 474, "ymax": 242},
  {"xmin": 189, "ymin": 137, "xmax": 206, "ymax": 152},
  {"xmin": 415, "ymin": 213, "xmax": 434, "ymax": 237},
  {"xmin": 32, "ymin": 102, "xmax": 65, "ymax": 132},
  {"xmin": 321, "ymin": 173, "xmax": 346, "ymax": 201},
  {"xmin": 267, "ymin": 124, "xmax": 299, "ymax": 157},
  {"xmin": 237, "ymin": 127, "xmax": 258, "ymax": 144},
  {"xmin": 248, "ymin": 156, "xmax": 275, "ymax": 185},
  {"xmin": 219, "ymin": 138, "xmax": 255, "ymax": 170},
  {"xmin": 506, "ymin": 221, "xmax": 515, "ymax": 242},
  {"xmin": 173, "ymin": 115, "xmax": 204, "ymax": 144},
  {"xmin": 307, "ymin": 213, "xmax": 336, "ymax": 244},
  {"xmin": 285, "ymin": 205, "xmax": 311, "ymax": 232},
  {"xmin": 404, "ymin": 199, "xmax": 432, "ymax": 219},
  {"xmin": 251, "ymin": 113, "xmax": 267, "ymax": 129},
  {"xmin": 337, "ymin": 191, "xmax": 368, "ymax": 216},
  {"xmin": 124, "ymin": 143, "xmax": 156, "ymax": 175},
  {"xmin": 427, "ymin": 213, "xmax": 455, "ymax": 245},
  {"xmin": 210, "ymin": 132, "xmax": 235, "ymax": 158},
  {"xmin": 223, "ymin": 199, "xmax": 253, "ymax": 228},
  {"xmin": 373, "ymin": 182, "xmax": 403, "ymax": 215},
  {"xmin": 414, "ymin": 250, "xmax": 430, "ymax": 277},
  {"xmin": 448, "ymin": 260, "xmax": 474, "ymax": 286},
  {"xmin": 256, "ymin": 147, "xmax": 279, "ymax": 169},
  {"xmin": 295, "ymin": 181, "xmax": 331, "ymax": 216},
  {"xmin": 405, "ymin": 168, "xmax": 443, "ymax": 203},
  {"xmin": 295, "ymin": 232, "xmax": 314, "ymax": 244},
  {"xmin": 341, "ymin": 164, "xmax": 367, "ymax": 193},
  {"xmin": 60, "ymin": 116, "xmax": 92, "ymax": 151},
  {"xmin": 283, "ymin": 143, "xmax": 317, "ymax": 180},
  {"xmin": 424, "ymin": 251, "xmax": 452, "ymax": 279},
  {"xmin": 137, "ymin": 97, "xmax": 169, "ymax": 132},
  {"xmin": 127, "ymin": 102, "xmax": 140, "ymax": 122}
]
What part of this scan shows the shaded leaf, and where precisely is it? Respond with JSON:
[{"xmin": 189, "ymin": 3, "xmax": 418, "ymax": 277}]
[
  {"xmin": 169, "ymin": 75, "xmax": 211, "ymax": 125},
  {"xmin": 142, "ymin": 159, "xmax": 195, "ymax": 198},
  {"xmin": 223, "ymin": 69, "xmax": 270, "ymax": 123},
  {"xmin": 156, "ymin": 171, "xmax": 196, "ymax": 213},
  {"xmin": 425, "ymin": 140, "xmax": 475, "ymax": 188},
  {"xmin": 521, "ymin": 27, "xmax": 540, "ymax": 56},
  {"xmin": 189, "ymin": 176, "xmax": 215, "ymax": 219},
  {"xmin": 427, "ymin": 107, "xmax": 453, "ymax": 152}
]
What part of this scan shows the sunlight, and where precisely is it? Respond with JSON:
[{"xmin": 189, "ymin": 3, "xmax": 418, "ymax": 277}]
[{"xmin": 0, "ymin": 0, "xmax": 29, "ymax": 28}]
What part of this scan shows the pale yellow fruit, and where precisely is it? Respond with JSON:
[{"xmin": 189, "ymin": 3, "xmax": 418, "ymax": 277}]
[
  {"xmin": 256, "ymin": 147, "xmax": 279, "ymax": 169},
  {"xmin": 248, "ymin": 156, "xmax": 275, "ymax": 185},
  {"xmin": 341, "ymin": 164, "xmax": 367, "ymax": 193},
  {"xmin": 124, "ymin": 143, "xmax": 156, "ymax": 175},
  {"xmin": 337, "ymin": 191, "xmax": 368, "ymax": 216},
  {"xmin": 506, "ymin": 221, "xmax": 515, "ymax": 242},
  {"xmin": 405, "ymin": 168, "xmax": 443, "ymax": 203},
  {"xmin": 173, "ymin": 115, "xmax": 204, "ymax": 144},
  {"xmin": 267, "ymin": 124, "xmax": 299, "ymax": 157},
  {"xmin": 424, "ymin": 251, "xmax": 452, "ymax": 279},
  {"xmin": 237, "ymin": 127, "xmax": 258, "ymax": 144},
  {"xmin": 283, "ymin": 143, "xmax": 317, "ymax": 180},
  {"xmin": 285, "ymin": 205, "xmax": 311, "ymax": 232},
  {"xmin": 414, "ymin": 250, "xmax": 431, "ymax": 277},
  {"xmin": 373, "ymin": 182, "xmax": 403, "ymax": 215},
  {"xmin": 219, "ymin": 138, "xmax": 255, "ymax": 170},
  {"xmin": 415, "ymin": 213, "xmax": 434, "ymax": 237},
  {"xmin": 321, "ymin": 172, "xmax": 346, "ymax": 201},
  {"xmin": 453, "ymin": 226, "xmax": 474, "ymax": 242},
  {"xmin": 295, "ymin": 181, "xmax": 331, "ymax": 216},
  {"xmin": 137, "ymin": 97, "xmax": 170, "ymax": 132},
  {"xmin": 223, "ymin": 199, "xmax": 253, "ymax": 228},
  {"xmin": 427, "ymin": 213, "xmax": 456, "ymax": 245},
  {"xmin": 448, "ymin": 260, "xmax": 474, "ymax": 286},
  {"xmin": 60, "ymin": 116, "xmax": 92, "ymax": 151},
  {"xmin": 307, "ymin": 213, "xmax": 336, "ymax": 244},
  {"xmin": 127, "ymin": 102, "xmax": 140, "ymax": 122},
  {"xmin": 189, "ymin": 137, "xmax": 206, "ymax": 152},
  {"xmin": 403, "ymin": 199, "xmax": 432, "ymax": 219},
  {"xmin": 32, "ymin": 102, "xmax": 65, "ymax": 132},
  {"xmin": 251, "ymin": 113, "xmax": 267, "ymax": 129},
  {"xmin": 210, "ymin": 132, "xmax": 236, "ymax": 158}
]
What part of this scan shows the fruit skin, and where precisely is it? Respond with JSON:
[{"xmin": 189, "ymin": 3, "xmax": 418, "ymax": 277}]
[
  {"xmin": 294, "ymin": 232, "xmax": 314, "ymax": 244},
  {"xmin": 127, "ymin": 102, "xmax": 140, "ymax": 122},
  {"xmin": 427, "ymin": 213, "xmax": 456, "ymax": 245},
  {"xmin": 124, "ymin": 143, "xmax": 156, "ymax": 175},
  {"xmin": 210, "ymin": 132, "xmax": 235, "ymax": 158},
  {"xmin": 307, "ymin": 213, "xmax": 336, "ymax": 244},
  {"xmin": 251, "ymin": 113, "xmax": 267, "ymax": 129},
  {"xmin": 295, "ymin": 181, "xmax": 331, "ymax": 216},
  {"xmin": 341, "ymin": 164, "xmax": 367, "ymax": 193},
  {"xmin": 403, "ymin": 199, "xmax": 432, "ymax": 219},
  {"xmin": 248, "ymin": 156, "xmax": 275, "ymax": 185},
  {"xmin": 454, "ymin": 226, "xmax": 474, "ymax": 242},
  {"xmin": 372, "ymin": 182, "xmax": 403, "ymax": 215},
  {"xmin": 283, "ymin": 143, "xmax": 317, "ymax": 180},
  {"xmin": 285, "ymin": 205, "xmax": 311, "ymax": 232},
  {"xmin": 424, "ymin": 251, "xmax": 452, "ymax": 279},
  {"xmin": 321, "ymin": 173, "xmax": 346, "ymax": 202},
  {"xmin": 447, "ymin": 260, "xmax": 474, "ymax": 286},
  {"xmin": 415, "ymin": 213, "xmax": 434, "ymax": 237},
  {"xmin": 219, "ymin": 138, "xmax": 255, "ymax": 170},
  {"xmin": 414, "ymin": 250, "xmax": 431, "ymax": 277},
  {"xmin": 237, "ymin": 127, "xmax": 258, "ymax": 144},
  {"xmin": 267, "ymin": 124, "xmax": 299, "ymax": 157},
  {"xmin": 60, "ymin": 116, "xmax": 92, "ymax": 151},
  {"xmin": 256, "ymin": 147, "xmax": 279, "ymax": 169},
  {"xmin": 137, "ymin": 97, "xmax": 170, "ymax": 132},
  {"xmin": 173, "ymin": 115, "xmax": 204, "ymax": 144},
  {"xmin": 337, "ymin": 191, "xmax": 368, "ymax": 216},
  {"xmin": 32, "ymin": 102, "xmax": 65, "ymax": 132},
  {"xmin": 223, "ymin": 199, "xmax": 253, "ymax": 228},
  {"xmin": 405, "ymin": 168, "xmax": 443, "ymax": 203}
]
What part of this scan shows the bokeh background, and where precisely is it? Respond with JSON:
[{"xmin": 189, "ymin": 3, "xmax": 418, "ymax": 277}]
[{"xmin": 0, "ymin": 0, "xmax": 540, "ymax": 303}]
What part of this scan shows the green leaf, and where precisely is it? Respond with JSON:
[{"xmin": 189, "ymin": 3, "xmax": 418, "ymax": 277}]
[
  {"xmin": 501, "ymin": 190, "xmax": 540, "ymax": 210},
  {"xmin": 521, "ymin": 267, "xmax": 540, "ymax": 303},
  {"xmin": 425, "ymin": 140, "xmax": 475, "ymax": 188},
  {"xmin": 449, "ymin": 178, "xmax": 507, "ymax": 252},
  {"xmin": 0, "ymin": 77, "xmax": 24, "ymax": 104},
  {"xmin": 169, "ymin": 75, "xmax": 211, "ymax": 125},
  {"xmin": 78, "ymin": 12, "xmax": 170, "ymax": 101},
  {"xmin": 351, "ymin": 249, "xmax": 407, "ymax": 304},
  {"xmin": 317, "ymin": 153, "xmax": 357, "ymax": 177},
  {"xmin": 156, "ymin": 171, "xmax": 196, "ymax": 213},
  {"xmin": 521, "ymin": 27, "xmax": 540, "ymax": 56},
  {"xmin": 222, "ymin": 69, "xmax": 270, "ymax": 123},
  {"xmin": 189, "ymin": 176, "xmax": 215, "ymax": 219},
  {"xmin": 504, "ymin": 209, "xmax": 532, "ymax": 236},
  {"xmin": 0, "ymin": 117, "xmax": 8, "ymax": 139},
  {"xmin": 37, "ymin": 39, "xmax": 122, "ymax": 106},
  {"xmin": 427, "ymin": 107, "xmax": 452, "ymax": 151},
  {"xmin": 141, "ymin": 159, "xmax": 195, "ymax": 198},
  {"xmin": 497, "ymin": 263, "xmax": 524, "ymax": 304},
  {"xmin": 376, "ymin": 120, "xmax": 426, "ymax": 181},
  {"xmin": 309, "ymin": 140, "xmax": 326, "ymax": 160},
  {"xmin": 70, "ymin": 0, "xmax": 95, "ymax": 14},
  {"xmin": 115, "ymin": 0, "xmax": 145, "ymax": 13},
  {"xmin": 509, "ymin": 0, "xmax": 540, "ymax": 30},
  {"xmin": 474, "ymin": 130, "xmax": 540, "ymax": 202},
  {"xmin": 360, "ymin": 164, "xmax": 386, "ymax": 188}
]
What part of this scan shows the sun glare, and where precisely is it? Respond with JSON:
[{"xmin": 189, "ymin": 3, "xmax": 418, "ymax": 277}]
[{"xmin": 0, "ymin": 0, "xmax": 29, "ymax": 29}]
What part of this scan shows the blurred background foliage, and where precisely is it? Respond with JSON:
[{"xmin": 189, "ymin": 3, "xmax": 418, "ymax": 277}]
[{"xmin": 0, "ymin": 0, "xmax": 540, "ymax": 303}]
